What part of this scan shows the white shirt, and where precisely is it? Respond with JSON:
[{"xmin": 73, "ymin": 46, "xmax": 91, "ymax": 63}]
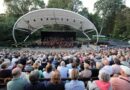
[
  {"xmin": 43, "ymin": 71, "xmax": 52, "ymax": 78},
  {"xmin": 11, "ymin": 58, "xmax": 18, "ymax": 67}
]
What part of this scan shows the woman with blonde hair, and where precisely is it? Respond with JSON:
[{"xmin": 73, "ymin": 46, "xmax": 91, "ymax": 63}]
[{"xmin": 46, "ymin": 70, "xmax": 65, "ymax": 90}]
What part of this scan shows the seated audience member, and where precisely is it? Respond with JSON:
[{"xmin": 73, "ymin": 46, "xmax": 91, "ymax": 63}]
[
  {"xmin": 110, "ymin": 65, "xmax": 130, "ymax": 90},
  {"xmin": 91, "ymin": 62, "xmax": 102, "ymax": 77},
  {"xmin": 120, "ymin": 56, "xmax": 129, "ymax": 67},
  {"xmin": 100, "ymin": 59, "xmax": 113, "ymax": 75},
  {"xmin": 43, "ymin": 64, "xmax": 53, "ymax": 78},
  {"xmin": 17, "ymin": 64, "xmax": 28, "ymax": 82},
  {"xmin": 7, "ymin": 67, "xmax": 27, "ymax": 90},
  {"xmin": 46, "ymin": 70, "xmax": 65, "ymax": 90},
  {"xmin": 57, "ymin": 61, "xmax": 68, "ymax": 78},
  {"xmin": 33, "ymin": 62, "xmax": 44, "ymax": 79},
  {"xmin": 19, "ymin": 55, "xmax": 28, "ymax": 66},
  {"xmin": 65, "ymin": 69, "xmax": 85, "ymax": 90},
  {"xmin": 11, "ymin": 55, "xmax": 19, "ymax": 68},
  {"xmin": 68, "ymin": 62, "xmax": 77, "ymax": 78},
  {"xmin": 111, "ymin": 58, "xmax": 121, "ymax": 75},
  {"xmin": 79, "ymin": 62, "xmax": 92, "ymax": 78},
  {"xmin": 66, "ymin": 59, "xmax": 73, "ymax": 69},
  {"xmin": 96, "ymin": 62, "xmax": 103, "ymax": 70},
  {"xmin": 88, "ymin": 71, "xmax": 112, "ymax": 90},
  {"xmin": 0, "ymin": 63, "xmax": 12, "ymax": 78},
  {"xmin": 24, "ymin": 70, "xmax": 46, "ymax": 90},
  {"xmin": 24, "ymin": 60, "xmax": 33, "ymax": 73}
]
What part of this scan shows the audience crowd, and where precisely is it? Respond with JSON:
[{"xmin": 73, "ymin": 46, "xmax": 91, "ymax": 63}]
[
  {"xmin": 0, "ymin": 47, "xmax": 130, "ymax": 90},
  {"xmin": 41, "ymin": 37, "xmax": 74, "ymax": 48}
]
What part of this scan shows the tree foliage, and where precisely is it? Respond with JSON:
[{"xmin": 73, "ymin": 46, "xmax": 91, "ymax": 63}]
[
  {"xmin": 113, "ymin": 7, "xmax": 130, "ymax": 40},
  {"xmin": 79, "ymin": 8, "xmax": 102, "ymax": 32},
  {"xmin": 88, "ymin": 13, "xmax": 102, "ymax": 32},
  {"xmin": 4, "ymin": 0, "xmax": 45, "ymax": 15},
  {"xmin": 0, "ymin": 0, "xmax": 45, "ymax": 46},
  {"xmin": 94, "ymin": 0, "xmax": 124, "ymax": 35},
  {"xmin": 47, "ymin": 0, "xmax": 70, "ymax": 9},
  {"xmin": 0, "ymin": 14, "xmax": 17, "ymax": 46},
  {"xmin": 47, "ymin": 0, "xmax": 83, "ymax": 12}
]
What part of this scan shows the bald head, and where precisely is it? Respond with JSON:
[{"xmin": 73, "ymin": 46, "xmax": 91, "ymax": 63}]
[{"xmin": 12, "ymin": 67, "xmax": 21, "ymax": 77}]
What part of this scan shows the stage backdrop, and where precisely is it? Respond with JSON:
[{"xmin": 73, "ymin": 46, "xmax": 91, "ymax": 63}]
[{"xmin": 41, "ymin": 31, "xmax": 76, "ymax": 41}]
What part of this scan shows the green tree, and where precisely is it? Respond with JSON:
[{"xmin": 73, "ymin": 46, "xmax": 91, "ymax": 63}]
[
  {"xmin": 78, "ymin": 7, "xmax": 89, "ymax": 17},
  {"xmin": 88, "ymin": 13, "xmax": 102, "ymax": 33},
  {"xmin": 68, "ymin": 0, "xmax": 83, "ymax": 12},
  {"xmin": 48, "ymin": 0, "xmax": 70, "ymax": 9},
  {"xmin": 47, "ymin": 0, "xmax": 83, "ymax": 12},
  {"xmin": 4, "ymin": 0, "xmax": 45, "ymax": 15},
  {"xmin": 113, "ymin": 7, "xmax": 130, "ymax": 40},
  {"xmin": 94, "ymin": 0, "xmax": 124, "ymax": 35},
  {"xmin": 0, "ymin": 14, "xmax": 17, "ymax": 46}
]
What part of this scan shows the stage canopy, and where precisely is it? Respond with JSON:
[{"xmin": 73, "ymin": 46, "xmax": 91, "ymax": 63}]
[{"xmin": 13, "ymin": 8, "xmax": 98, "ymax": 44}]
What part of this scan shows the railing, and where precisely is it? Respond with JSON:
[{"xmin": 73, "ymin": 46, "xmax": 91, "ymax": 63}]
[{"xmin": 39, "ymin": 77, "xmax": 98, "ymax": 81}]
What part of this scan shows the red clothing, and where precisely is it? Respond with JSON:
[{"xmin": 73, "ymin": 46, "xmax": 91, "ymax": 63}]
[
  {"xmin": 110, "ymin": 76, "xmax": 130, "ymax": 90},
  {"xmin": 95, "ymin": 80, "xmax": 110, "ymax": 90}
]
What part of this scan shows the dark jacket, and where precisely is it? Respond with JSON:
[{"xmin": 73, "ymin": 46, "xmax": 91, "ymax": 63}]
[
  {"xmin": 24, "ymin": 81, "xmax": 46, "ymax": 90},
  {"xmin": 46, "ymin": 82, "xmax": 65, "ymax": 90}
]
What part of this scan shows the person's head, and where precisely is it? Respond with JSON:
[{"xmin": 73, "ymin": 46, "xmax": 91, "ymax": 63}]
[
  {"xmin": 120, "ymin": 65, "xmax": 130, "ymax": 77},
  {"xmin": 98, "ymin": 71, "xmax": 110, "ymax": 82},
  {"xmin": 69, "ymin": 58, "xmax": 73, "ymax": 63},
  {"xmin": 72, "ymin": 62, "xmax": 77, "ymax": 69},
  {"xmin": 12, "ymin": 67, "xmax": 21, "ymax": 78},
  {"xmin": 71, "ymin": 69, "xmax": 79, "ymax": 80},
  {"xmin": 80, "ymin": 63, "xmax": 84, "ymax": 71},
  {"xmin": 1, "ymin": 63, "xmax": 8, "ymax": 69},
  {"xmin": 33, "ymin": 62, "xmax": 40, "ymax": 69},
  {"xmin": 45, "ymin": 64, "xmax": 52, "ymax": 73},
  {"xmin": 102, "ymin": 59, "xmax": 109, "ymax": 66},
  {"xmin": 84, "ymin": 63, "xmax": 90, "ymax": 69},
  {"xmin": 113, "ymin": 58, "xmax": 120, "ymax": 65},
  {"xmin": 96, "ymin": 62, "xmax": 103, "ymax": 69},
  {"xmin": 51, "ymin": 70, "xmax": 61, "ymax": 84},
  {"xmin": 60, "ymin": 61, "xmax": 65, "ymax": 67},
  {"xmin": 29, "ymin": 70, "xmax": 39, "ymax": 84},
  {"xmin": 120, "ymin": 56, "xmax": 126, "ymax": 61},
  {"xmin": 17, "ymin": 64, "xmax": 23, "ymax": 70},
  {"xmin": 26, "ymin": 60, "xmax": 33, "ymax": 65}
]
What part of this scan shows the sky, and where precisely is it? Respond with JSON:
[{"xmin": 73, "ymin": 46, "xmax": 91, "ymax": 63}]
[{"xmin": 0, "ymin": 0, "xmax": 130, "ymax": 14}]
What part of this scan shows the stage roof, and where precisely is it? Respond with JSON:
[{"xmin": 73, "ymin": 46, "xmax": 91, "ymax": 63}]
[{"xmin": 13, "ymin": 8, "xmax": 98, "ymax": 43}]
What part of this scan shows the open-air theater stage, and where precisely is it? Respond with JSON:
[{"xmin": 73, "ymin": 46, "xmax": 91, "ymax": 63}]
[{"xmin": 12, "ymin": 8, "xmax": 98, "ymax": 50}]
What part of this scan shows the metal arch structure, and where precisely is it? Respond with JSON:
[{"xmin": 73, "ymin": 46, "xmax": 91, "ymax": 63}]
[{"xmin": 13, "ymin": 8, "xmax": 98, "ymax": 45}]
